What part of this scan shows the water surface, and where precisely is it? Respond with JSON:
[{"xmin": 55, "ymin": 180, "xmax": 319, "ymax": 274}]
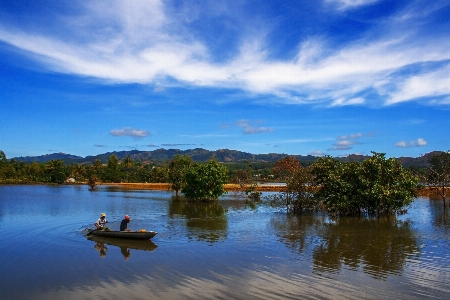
[{"xmin": 0, "ymin": 185, "xmax": 449, "ymax": 299}]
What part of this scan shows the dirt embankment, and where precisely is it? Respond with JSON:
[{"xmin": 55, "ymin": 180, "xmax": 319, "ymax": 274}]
[
  {"xmin": 100, "ymin": 182, "xmax": 287, "ymax": 192},
  {"xmin": 99, "ymin": 182, "xmax": 445, "ymax": 195}
]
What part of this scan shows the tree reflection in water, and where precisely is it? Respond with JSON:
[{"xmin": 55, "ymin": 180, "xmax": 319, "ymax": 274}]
[
  {"xmin": 169, "ymin": 197, "xmax": 228, "ymax": 243},
  {"xmin": 271, "ymin": 213, "xmax": 420, "ymax": 279},
  {"xmin": 428, "ymin": 195, "xmax": 450, "ymax": 228}
]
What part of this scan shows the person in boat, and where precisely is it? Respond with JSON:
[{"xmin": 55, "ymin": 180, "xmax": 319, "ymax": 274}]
[
  {"xmin": 120, "ymin": 215, "xmax": 132, "ymax": 231},
  {"xmin": 94, "ymin": 212, "xmax": 109, "ymax": 230}
]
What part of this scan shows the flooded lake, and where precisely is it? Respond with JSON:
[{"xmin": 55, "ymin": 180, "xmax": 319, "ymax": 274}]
[{"xmin": 0, "ymin": 185, "xmax": 449, "ymax": 299}]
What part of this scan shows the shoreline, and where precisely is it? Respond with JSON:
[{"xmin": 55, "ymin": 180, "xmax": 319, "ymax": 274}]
[
  {"xmin": 1, "ymin": 182, "xmax": 445, "ymax": 195},
  {"xmin": 99, "ymin": 182, "xmax": 442, "ymax": 195},
  {"xmin": 100, "ymin": 182, "xmax": 288, "ymax": 192}
]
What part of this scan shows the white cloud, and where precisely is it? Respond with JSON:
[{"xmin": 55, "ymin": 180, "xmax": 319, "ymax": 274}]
[
  {"xmin": 110, "ymin": 127, "xmax": 150, "ymax": 138},
  {"xmin": 394, "ymin": 138, "xmax": 428, "ymax": 148},
  {"xmin": 236, "ymin": 120, "xmax": 273, "ymax": 135}
]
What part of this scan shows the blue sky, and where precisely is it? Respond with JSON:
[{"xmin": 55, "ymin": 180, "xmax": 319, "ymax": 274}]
[{"xmin": 0, "ymin": 0, "xmax": 449, "ymax": 159}]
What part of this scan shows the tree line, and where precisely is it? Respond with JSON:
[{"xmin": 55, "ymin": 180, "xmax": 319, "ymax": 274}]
[
  {"xmin": 0, "ymin": 150, "xmax": 270, "ymax": 185},
  {"xmin": 1, "ymin": 150, "xmax": 449, "ymax": 215},
  {"xmin": 267, "ymin": 151, "xmax": 450, "ymax": 216}
]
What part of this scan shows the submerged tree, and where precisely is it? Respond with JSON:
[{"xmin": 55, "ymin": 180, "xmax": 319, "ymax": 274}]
[
  {"xmin": 428, "ymin": 151, "xmax": 450, "ymax": 207},
  {"xmin": 182, "ymin": 160, "xmax": 228, "ymax": 201},
  {"xmin": 273, "ymin": 156, "xmax": 302, "ymax": 181},
  {"xmin": 312, "ymin": 152, "xmax": 418, "ymax": 216},
  {"xmin": 168, "ymin": 155, "xmax": 192, "ymax": 196},
  {"xmin": 267, "ymin": 165, "xmax": 317, "ymax": 212},
  {"xmin": 87, "ymin": 175, "xmax": 98, "ymax": 190}
]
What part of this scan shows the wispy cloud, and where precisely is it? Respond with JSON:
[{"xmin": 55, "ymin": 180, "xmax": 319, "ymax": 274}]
[
  {"xmin": 309, "ymin": 150, "xmax": 326, "ymax": 156},
  {"xmin": 387, "ymin": 64, "xmax": 450, "ymax": 105},
  {"xmin": 328, "ymin": 133, "xmax": 365, "ymax": 151},
  {"xmin": 394, "ymin": 138, "xmax": 427, "ymax": 148},
  {"xmin": 110, "ymin": 127, "xmax": 150, "ymax": 138},
  {"xmin": 236, "ymin": 120, "xmax": 273, "ymax": 135},
  {"xmin": 325, "ymin": 0, "xmax": 380, "ymax": 11},
  {"xmin": 0, "ymin": 1, "xmax": 448, "ymax": 108}
]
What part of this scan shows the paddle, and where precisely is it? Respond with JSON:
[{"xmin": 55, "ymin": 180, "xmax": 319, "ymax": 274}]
[{"xmin": 87, "ymin": 228, "xmax": 97, "ymax": 236}]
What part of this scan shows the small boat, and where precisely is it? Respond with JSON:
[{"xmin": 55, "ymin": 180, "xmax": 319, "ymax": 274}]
[{"xmin": 87, "ymin": 229, "xmax": 157, "ymax": 240}]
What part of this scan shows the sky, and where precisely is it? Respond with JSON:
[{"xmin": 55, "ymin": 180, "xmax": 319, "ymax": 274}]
[{"xmin": 0, "ymin": 0, "xmax": 449, "ymax": 159}]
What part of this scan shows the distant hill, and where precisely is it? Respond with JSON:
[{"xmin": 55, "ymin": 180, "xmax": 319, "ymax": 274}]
[
  {"xmin": 13, "ymin": 152, "xmax": 84, "ymax": 164},
  {"xmin": 11, "ymin": 148, "xmax": 442, "ymax": 168},
  {"xmin": 12, "ymin": 148, "xmax": 304, "ymax": 164}
]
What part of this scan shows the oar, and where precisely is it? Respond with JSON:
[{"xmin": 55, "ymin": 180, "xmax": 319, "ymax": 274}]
[{"xmin": 87, "ymin": 228, "xmax": 97, "ymax": 236}]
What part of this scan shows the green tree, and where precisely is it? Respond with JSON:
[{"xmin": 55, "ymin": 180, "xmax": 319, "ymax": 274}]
[
  {"xmin": 104, "ymin": 154, "xmax": 121, "ymax": 182},
  {"xmin": 267, "ymin": 165, "xmax": 317, "ymax": 212},
  {"xmin": 45, "ymin": 160, "xmax": 66, "ymax": 183},
  {"xmin": 428, "ymin": 151, "xmax": 450, "ymax": 207},
  {"xmin": 70, "ymin": 164, "xmax": 86, "ymax": 182},
  {"xmin": 359, "ymin": 152, "xmax": 418, "ymax": 214},
  {"xmin": 26, "ymin": 162, "xmax": 44, "ymax": 182},
  {"xmin": 90, "ymin": 159, "xmax": 104, "ymax": 180},
  {"xmin": 286, "ymin": 166, "xmax": 317, "ymax": 211},
  {"xmin": 0, "ymin": 150, "xmax": 6, "ymax": 166},
  {"xmin": 121, "ymin": 155, "xmax": 134, "ymax": 182},
  {"xmin": 312, "ymin": 152, "xmax": 418, "ymax": 216},
  {"xmin": 182, "ymin": 160, "xmax": 228, "ymax": 201},
  {"xmin": 168, "ymin": 155, "xmax": 192, "ymax": 196}
]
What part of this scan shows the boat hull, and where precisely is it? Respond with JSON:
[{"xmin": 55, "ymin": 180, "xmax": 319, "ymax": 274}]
[{"xmin": 87, "ymin": 229, "xmax": 157, "ymax": 240}]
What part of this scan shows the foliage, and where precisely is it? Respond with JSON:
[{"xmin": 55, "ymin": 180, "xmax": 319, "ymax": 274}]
[
  {"xmin": 312, "ymin": 152, "xmax": 419, "ymax": 216},
  {"xmin": 104, "ymin": 154, "xmax": 121, "ymax": 182},
  {"xmin": 168, "ymin": 155, "xmax": 192, "ymax": 196},
  {"xmin": 87, "ymin": 175, "xmax": 97, "ymax": 190},
  {"xmin": 45, "ymin": 160, "xmax": 67, "ymax": 183},
  {"xmin": 267, "ymin": 165, "xmax": 317, "ymax": 212},
  {"xmin": 121, "ymin": 155, "xmax": 134, "ymax": 182},
  {"xmin": 427, "ymin": 150, "xmax": 450, "ymax": 206},
  {"xmin": 182, "ymin": 160, "xmax": 228, "ymax": 201},
  {"xmin": 286, "ymin": 166, "xmax": 318, "ymax": 211},
  {"xmin": 273, "ymin": 156, "xmax": 301, "ymax": 181}
]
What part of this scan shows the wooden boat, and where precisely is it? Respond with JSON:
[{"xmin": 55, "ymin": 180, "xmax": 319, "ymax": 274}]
[{"xmin": 87, "ymin": 229, "xmax": 157, "ymax": 240}]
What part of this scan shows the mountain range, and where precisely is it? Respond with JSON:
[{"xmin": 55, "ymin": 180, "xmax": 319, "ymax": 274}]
[{"xmin": 11, "ymin": 148, "xmax": 441, "ymax": 168}]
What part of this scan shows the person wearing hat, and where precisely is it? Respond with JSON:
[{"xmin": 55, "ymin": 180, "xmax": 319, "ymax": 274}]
[
  {"xmin": 94, "ymin": 212, "xmax": 108, "ymax": 230},
  {"xmin": 120, "ymin": 215, "xmax": 131, "ymax": 231}
]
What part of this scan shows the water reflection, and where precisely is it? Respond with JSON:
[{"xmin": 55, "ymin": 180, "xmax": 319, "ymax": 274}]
[
  {"xmin": 169, "ymin": 198, "xmax": 228, "ymax": 243},
  {"xmin": 272, "ymin": 213, "xmax": 419, "ymax": 279},
  {"xmin": 87, "ymin": 236, "xmax": 158, "ymax": 260},
  {"xmin": 427, "ymin": 195, "xmax": 450, "ymax": 228}
]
